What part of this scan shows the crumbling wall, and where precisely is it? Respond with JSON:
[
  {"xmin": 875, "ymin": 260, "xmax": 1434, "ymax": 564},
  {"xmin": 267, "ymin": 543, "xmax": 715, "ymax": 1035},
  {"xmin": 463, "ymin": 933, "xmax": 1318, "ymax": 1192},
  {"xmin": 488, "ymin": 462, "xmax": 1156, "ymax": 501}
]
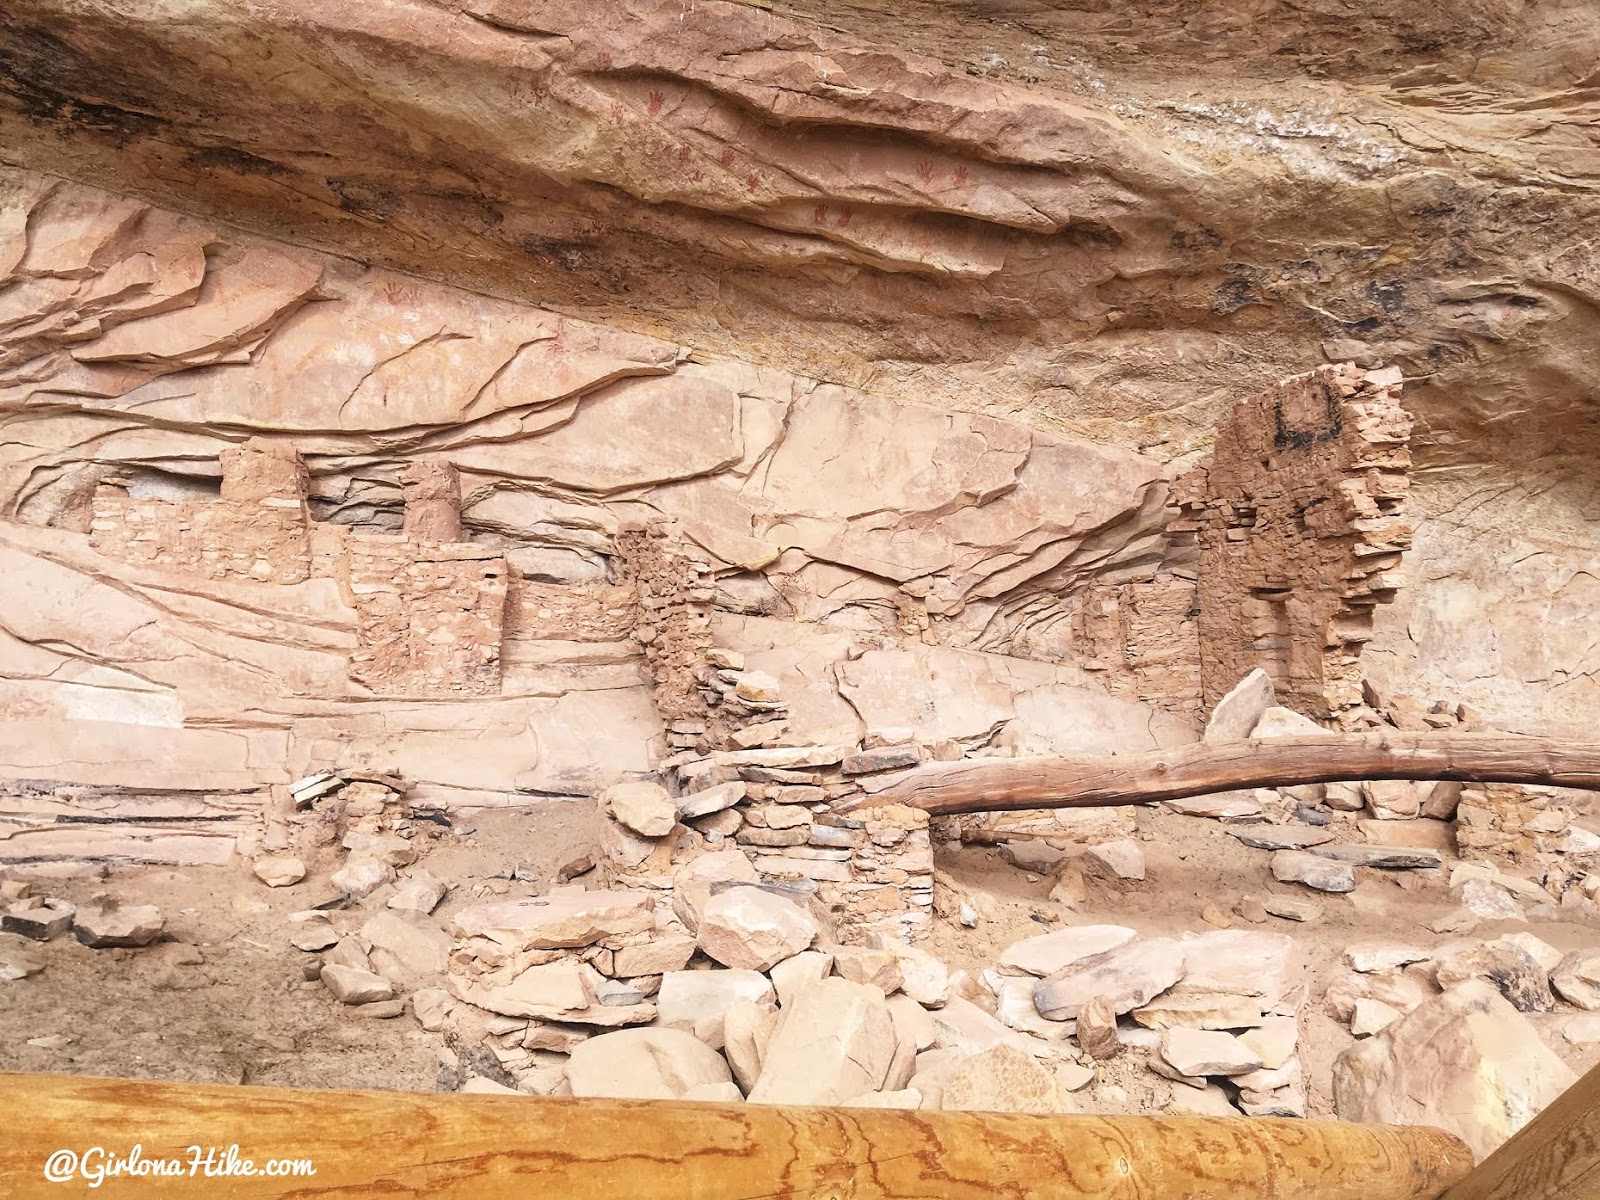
[
  {"xmin": 346, "ymin": 538, "xmax": 507, "ymax": 698},
  {"xmin": 840, "ymin": 805, "xmax": 936, "ymax": 943},
  {"xmin": 1171, "ymin": 363, "xmax": 1413, "ymax": 723},
  {"xmin": 503, "ymin": 580, "xmax": 636, "ymax": 643},
  {"xmin": 1070, "ymin": 575, "xmax": 1203, "ymax": 718},
  {"xmin": 89, "ymin": 439, "xmax": 510, "ymax": 699},
  {"xmin": 1, "ymin": 178, "xmax": 1217, "ymax": 844},
  {"xmin": 622, "ymin": 738, "xmax": 938, "ymax": 943},
  {"xmin": 616, "ymin": 520, "xmax": 796, "ymax": 750},
  {"xmin": 90, "ymin": 440, "xmax": 312, "ymax": 584},
  {"xmin": 615, "ymin": 521, "xmax": 715, "ymax": 724},
  {"xmin": 400, "ymin": 461, "xmax": 466, "ymax": 543}
]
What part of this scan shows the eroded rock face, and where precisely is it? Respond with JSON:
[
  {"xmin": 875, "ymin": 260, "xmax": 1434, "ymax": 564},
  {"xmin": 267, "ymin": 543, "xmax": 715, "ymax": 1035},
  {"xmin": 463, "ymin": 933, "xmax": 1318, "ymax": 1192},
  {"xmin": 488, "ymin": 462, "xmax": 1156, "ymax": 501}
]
[
  {"xmin": 0, "ymin": 173, "xmax": 1207, "ymax": 856},
  {"xmin": 4, "ymin": 0, "xmax": 1599, "ymax": 502},
  {"xmin": 1, "ymin": 0, "xmax": 1599, "ymax": 1002},
  {"xmin": 0, "ymin": 0, "xmax": 1595, "ymax": 859},
  {"xmin": 2, "ymin": 155, "xmax": 1596, "ymax": 883}
]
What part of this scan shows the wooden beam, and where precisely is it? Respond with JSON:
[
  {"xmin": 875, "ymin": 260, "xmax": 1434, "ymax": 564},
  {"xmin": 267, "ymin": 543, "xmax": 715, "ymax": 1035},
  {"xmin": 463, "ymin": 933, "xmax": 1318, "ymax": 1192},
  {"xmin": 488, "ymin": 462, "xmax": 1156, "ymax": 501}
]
[
  {"xmin": 0, "ymin": 1072, "xmax": 1471, "ymax": 1198},
  {"xmin": 1439, "ymin": 1059, "xmax": 1600, "ymax": 1199},
  {"xmin": 846, "ymin": 733, "xmax": 1600, "ymax": 816}
]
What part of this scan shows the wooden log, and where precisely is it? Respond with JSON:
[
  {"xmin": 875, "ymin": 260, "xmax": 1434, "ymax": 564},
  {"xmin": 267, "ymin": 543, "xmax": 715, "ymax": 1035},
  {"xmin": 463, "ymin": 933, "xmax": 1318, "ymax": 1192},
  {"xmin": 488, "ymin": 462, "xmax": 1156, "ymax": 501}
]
[
  {"xmin": 1439, "ymin": 1059, "xmax": 1600, "ymax": 1200},
  {"xmin": 847, "ymin": 733, "xmax": 1600, "ymax": 816},
  {"xmin": 0, "ymin": 1072, "xmax": 1471, "ymax": 1198}
]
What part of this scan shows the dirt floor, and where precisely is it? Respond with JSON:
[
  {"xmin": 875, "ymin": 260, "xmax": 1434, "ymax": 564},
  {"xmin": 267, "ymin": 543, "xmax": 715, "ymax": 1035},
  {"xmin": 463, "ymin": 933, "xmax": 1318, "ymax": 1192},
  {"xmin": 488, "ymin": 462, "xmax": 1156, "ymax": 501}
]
[
  {"xmin": 5, "ymin": 801, "xmax": 1598, "ymax": 1118},
  {"xmin": 0, "ymin": 802, "xmax": 603, "ymax": 1091}
]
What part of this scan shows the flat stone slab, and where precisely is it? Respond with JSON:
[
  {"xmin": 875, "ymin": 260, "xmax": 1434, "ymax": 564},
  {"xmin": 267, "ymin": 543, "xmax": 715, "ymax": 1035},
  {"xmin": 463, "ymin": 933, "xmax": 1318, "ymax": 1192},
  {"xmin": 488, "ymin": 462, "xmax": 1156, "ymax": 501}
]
[
  {"xmin": 1132, "ymin": 992, "xmax": 1265, "ymax": 1030},
  {"xmin": 1262, "ymin": 895, "xmax": 1321, "ymax": 922},
  {"xmin": 1033, "ymin": 937, "xmax": 1184, "ymax": 1021},
  {"xmin": 451, "ymin": 891, "xmax": 654, "ymax": 950},
  {"xmin": 1203, "ymin": 669, "xmax": 1277, "ymax": 743},
  {"xmin": 1310, "ymin": 844, "xmax": 1442, "ymax": 870},
  {"xmin": 73, "ymin": 902, "xmax": 163, "ymax": 948},
  {"xmin": 1163, "ymin": 794, "xmax": 1263, "ymax": 820},
  {"xmin": 1270, "ymin": 850, "xmax": 1355, "ymax": 893},
  {"xmin": 2, "ymin": 899, "xmax": 75, "ymax": 942},
  {"xmin": 678, "ymin": 781, "xmax": 747, "ymax": 819},
  {"xmin": 1229, "ymin": 827, "xmax": 1336, "ymax": 851},
  {"xmin": 1344, "ymin": 942, "xmax": 1432, "ymax": 973},
  {"xmin": 999, "ymin": 925, "xmax": 1137, "ymax": 978},
  {"xmin": 1160, "ymin": 1027, "xmax": 1262, "ymax": 1077}
]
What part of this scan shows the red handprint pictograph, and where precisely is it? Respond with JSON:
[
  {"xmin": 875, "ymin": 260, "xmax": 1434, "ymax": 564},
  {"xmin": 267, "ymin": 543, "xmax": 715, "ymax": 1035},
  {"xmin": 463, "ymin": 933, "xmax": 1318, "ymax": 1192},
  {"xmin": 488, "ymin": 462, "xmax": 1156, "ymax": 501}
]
[
  {"xmin": 719, "ymin": 147, "xmax": 736, "ymax": 169},
  {"xmin": 745, "ymin": 172, "xmax": 760, "ymax": 191},
  {"xmin": 811, "ymin": 203, "xmax": 828, "ymax": 225},
  {"xmin": 380, "ymin": 279, "xmax": 423, "ymax": 307},
  {"xmin": 953, "ymin": 165, "xmax": 969, "ymax": 187},
  {"xmin": 647, "ymin": 89, "xmax": 665, "ymax": 117},
  {"xmin": 609, "ymin": 101, "xmax": 625, "ymax": 123},
  {"xmin": 836, "ymin": 206, "xmax": 854, "ymax": 228},
  {"xmin": 596, "ymin": 50, "xmax": 613, "ymax": 69},
  {"xmin": 915, "ymin": 160, "xmax": 935, "ymax": 185}
]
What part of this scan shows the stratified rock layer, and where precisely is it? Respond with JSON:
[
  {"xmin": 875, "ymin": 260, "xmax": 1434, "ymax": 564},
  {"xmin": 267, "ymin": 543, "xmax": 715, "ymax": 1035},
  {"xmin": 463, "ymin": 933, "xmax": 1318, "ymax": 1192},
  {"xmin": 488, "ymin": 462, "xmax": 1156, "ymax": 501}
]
[
  {"xmin": 0, "ymin": 174, "xmax": 1199, "ymax": 861},
  {"xmin": 1, "ymin": 0, "xmax": 1598, "ymax": 861}
]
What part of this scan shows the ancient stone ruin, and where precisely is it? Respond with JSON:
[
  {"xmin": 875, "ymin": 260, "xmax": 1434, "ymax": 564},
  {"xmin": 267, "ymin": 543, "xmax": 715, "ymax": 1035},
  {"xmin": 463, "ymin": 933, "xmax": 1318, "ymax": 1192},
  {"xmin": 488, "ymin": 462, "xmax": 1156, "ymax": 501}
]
[
  {"xmin": 1174, "ymin": 363, "xmax": 1413, "ymax": 723},
  {"xmin": 2, "ymin": 0, "xmax": 1599, "ymax": 1176}
]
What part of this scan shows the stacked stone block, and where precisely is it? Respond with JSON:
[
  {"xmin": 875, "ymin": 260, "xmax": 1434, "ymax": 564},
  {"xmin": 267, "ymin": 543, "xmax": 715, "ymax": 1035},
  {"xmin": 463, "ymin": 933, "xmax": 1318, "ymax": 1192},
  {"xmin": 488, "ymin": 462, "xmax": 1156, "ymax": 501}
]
[
  {"xmin": 1170, "ymin": 362, "xmax": 1413, "ymax": 724},
  {"xmin": 88, "ymin": 441, "xmax": 510, "ymax": 698}
]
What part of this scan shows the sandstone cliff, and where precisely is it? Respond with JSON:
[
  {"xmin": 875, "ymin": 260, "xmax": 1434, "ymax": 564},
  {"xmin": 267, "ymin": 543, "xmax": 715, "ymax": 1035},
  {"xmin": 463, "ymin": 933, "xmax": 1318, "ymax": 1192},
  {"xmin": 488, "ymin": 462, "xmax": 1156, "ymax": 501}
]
[{"xmin": 0, "ymin": 0, "xmax": 1597, "ymax": 861}]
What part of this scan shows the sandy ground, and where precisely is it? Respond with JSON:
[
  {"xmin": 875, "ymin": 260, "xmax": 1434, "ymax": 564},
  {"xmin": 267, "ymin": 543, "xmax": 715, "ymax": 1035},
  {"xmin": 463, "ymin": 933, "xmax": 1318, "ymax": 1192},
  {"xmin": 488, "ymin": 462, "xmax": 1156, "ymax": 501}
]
[
  {"xmin": 0, "ymin": 802, "xmax": 603, "ymax": 1090},
  {"xmin": 4, "ymin": 801, "xmax": 1597, "ymax": 1118}
]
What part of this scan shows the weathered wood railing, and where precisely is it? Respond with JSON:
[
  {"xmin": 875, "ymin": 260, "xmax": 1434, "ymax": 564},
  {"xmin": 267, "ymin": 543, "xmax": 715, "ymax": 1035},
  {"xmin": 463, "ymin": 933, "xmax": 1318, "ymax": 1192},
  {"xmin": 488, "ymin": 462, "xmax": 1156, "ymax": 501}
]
[
  {"xmin": 1437, "ymin": 1057, "xmax": 1600, "ymax": 1199},
  {"xmin": 7, "ymin": 1059, "xmax": 1597, "ymax": 1196},
  {"xmin": 843, "ymin": 733, "xmax": 1600, "ymax": 816},
  {"xmin": 0, "ymin": 1070, "xmax": 1473, "ymax": 1198}
]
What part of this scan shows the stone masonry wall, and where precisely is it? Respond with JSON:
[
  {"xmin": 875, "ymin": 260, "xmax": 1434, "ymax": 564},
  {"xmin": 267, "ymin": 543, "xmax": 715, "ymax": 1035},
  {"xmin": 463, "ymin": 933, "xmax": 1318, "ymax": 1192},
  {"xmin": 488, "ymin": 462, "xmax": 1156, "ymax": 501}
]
[
  {"xmin": 90, "ymin": 440, "xmax": 313, "ymax": 584},
  {"xmin": 616, "ymin": 520, "xmax": 796, "ymax": 751},
  {"xmin": 627, "ymin": 736, "xmax": 938, "ymax": 944},
  {"xmin": 89, "ymin": 492, "xmax": 312, "ymax": 584},
  {"xmin": 1170, "ymin": 363, "xmax": 1413, "ymax": 723},
  {"xmin": 1071, "ymin": 574, "xmax": 1203, "ymax": 718},
  {"xmin": 603, "ymin": 518, "xmax": 938, "ymax": 942},
  {"xmin": 90, "ymin": 440, "xmax": 510, "ymax": 699},
  {"xmin": 615, "ymin": 521, "xmax": 715, "ymax": 724},
  {"xmin": 346, "ymin": 537, "xmax": 508, "ymax": 698}
]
